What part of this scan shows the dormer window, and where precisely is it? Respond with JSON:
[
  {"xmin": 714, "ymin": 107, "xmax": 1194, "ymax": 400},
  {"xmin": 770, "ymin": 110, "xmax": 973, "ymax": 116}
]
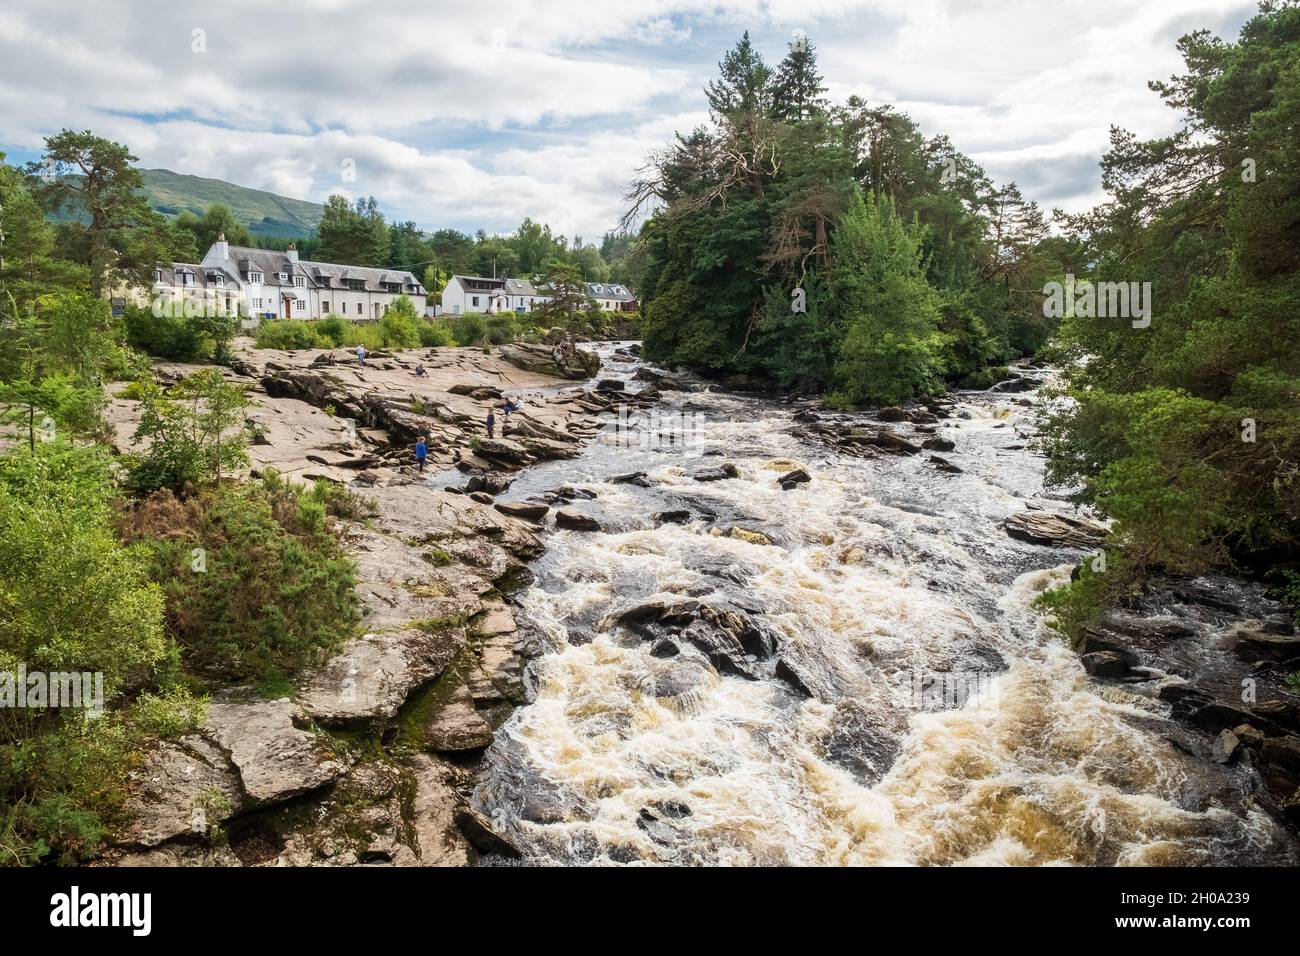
[
  {"xmin": 249, "ymin": 271, "xmax": 263, "ymax": 284},
  {"xmin": 278, "ymin": 272, "xmax": 288, "ymax": 282},
  {"xmin": 294, "ymin": 276, "xmax": 305, "ymax": 288}
]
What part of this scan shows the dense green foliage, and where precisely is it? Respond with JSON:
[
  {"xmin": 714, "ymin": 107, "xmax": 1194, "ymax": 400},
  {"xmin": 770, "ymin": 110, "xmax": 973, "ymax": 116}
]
[
  {"xmin": 631, "ymin": 33, "xmax": 1062, "ymax": 398},
  {"xmin": 1037, "ymin": 2, "xmax": 1300, "ymax": 631},
  {"xmin": 118, "ymin": 474, "xmax": 361, "ymax": 685},
  {"xmin": 0, "ymin": 136, "xmax": 365, "ymax": 863}
]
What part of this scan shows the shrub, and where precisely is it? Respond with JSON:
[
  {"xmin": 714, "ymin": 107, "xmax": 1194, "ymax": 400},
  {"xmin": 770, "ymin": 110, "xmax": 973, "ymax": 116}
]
[
  {"xmin": 338, "ymin": 324, "xmax": 384, "ymax": 350},
  {"xmin": 450, "ymin": 313, "xmax": 487, "ymax": 346},
  {"xmin": 316, "ymin": 315, "xmax": 348, "ymax": 347},
  {"xmin": 254, "ymin": 319, "xmax": 328, "ymax": 350},
  {"xmin": 119, "ymin": 477, "xmax": 361, "ymax": 685},
  {"xmin": 378, "ymin": 310, "xmax": 421, "ymax": 349},
  {"xmin": 418, "ymin": 321, "xmax": 454, "ymax": 347},
  {"xmin": 125, "ymin": 370, "xmax": 251, "ymax": 495}
]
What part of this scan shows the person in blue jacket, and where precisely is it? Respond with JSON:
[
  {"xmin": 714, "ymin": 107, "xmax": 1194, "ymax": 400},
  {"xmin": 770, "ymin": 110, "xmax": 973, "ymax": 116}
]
[{"xmin": 415, "ymin": 435, "xmax": 427, "ymax": 472}]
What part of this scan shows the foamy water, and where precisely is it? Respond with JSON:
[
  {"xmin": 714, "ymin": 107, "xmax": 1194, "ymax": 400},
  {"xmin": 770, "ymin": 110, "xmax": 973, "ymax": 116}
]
[{"xmin": 471, "ymin": 347, "xmax": 1295, "ymax": 866}]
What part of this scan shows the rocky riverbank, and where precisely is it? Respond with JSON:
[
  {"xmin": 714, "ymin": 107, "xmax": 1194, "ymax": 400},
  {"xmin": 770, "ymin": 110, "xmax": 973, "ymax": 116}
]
[{"xmin": 103, "ymin": 339, "xmax": 659, "ymax": 866}]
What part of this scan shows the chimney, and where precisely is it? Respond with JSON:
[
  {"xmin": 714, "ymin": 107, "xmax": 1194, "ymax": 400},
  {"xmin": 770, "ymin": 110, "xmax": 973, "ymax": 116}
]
[
  {"xmin": 287, "ymin": 242, "xmax": 298, "ymax": 264},
  {"xmin": 210, "ymin": 232, "xmax": 229, "ymax": 263}
]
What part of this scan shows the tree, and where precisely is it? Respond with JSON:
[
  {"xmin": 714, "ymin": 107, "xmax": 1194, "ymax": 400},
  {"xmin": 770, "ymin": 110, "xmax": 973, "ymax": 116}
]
[
  {"xmin": 316, "ymin": 195, "xmax": 389, "ymax": 267},
  {"xmin": 705, "ymin": 32, "xmax": 772, "ymax": 117},
  {"xmin": 26, "ymin": 131, "xmax": 163, "ymax": 296},
  {"xmin": 1036, "ymin": 1, "xmax": 1300, "ymax": 633},
  {"xmin": 533, "ymin": 261, "xmax": 595, "ymax": 341},
  {"xmin": 128, "ymin": 370, "xmax": 251, "ymax": 493},
  {"xmin": 831, "ymin": 191, "xmax": 944, "ymax": 403},
  {"xmin": 0, "ymin": 159, "xmax": 90, "ymax": 310},
  {"xmin": 771, "ymin": 37, "xmax": 827, "ymax": 122},
  {"xmin": 175, "ymin": 204, "xmax": 250, "ymax": 253}
]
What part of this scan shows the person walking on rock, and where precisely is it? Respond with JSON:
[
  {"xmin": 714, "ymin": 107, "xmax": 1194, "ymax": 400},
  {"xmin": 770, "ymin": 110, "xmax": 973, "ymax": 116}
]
[
  {"xmin": 485, "ymin": 409, "xmax": 496, "ymax": 439},
  {"xmin": 356, "ymin": 343, "xmax": 366, "ymax": 365},
  {"xmin": 415, "ymin": 435, "xmax": 427, "ymax": 473}
]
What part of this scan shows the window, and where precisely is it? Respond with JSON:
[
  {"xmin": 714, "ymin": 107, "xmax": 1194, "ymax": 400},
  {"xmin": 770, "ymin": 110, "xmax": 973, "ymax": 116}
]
[
  {"xmin": 154, "ymin": 268, "xmax": 163, "ymax": 283},
  {"xmin": 357, "ymin": 303, "xmax": 362, "ymax": 315},
  {"xmin": 472, "ymin": 296, "xmax": 479, "ymax": 307},
  {"xmin": 249, "ymin": 271, "xmax": 263, "ymax": 284},
  {"xmin": 253, "ymin": 298, "xmax": 262, "ymax": 309},
  {"xmin": 294, "ymin": 276, "xmax": 305, "ymax": 288},
  {"xmin": 322, "ymin": 301, "xmax": 330, "ymax": 313},
  {"xmin": 295, "ymin": 299, "xmax": 305, "ymax": 313},
  {"xmin": 278, "ymin": 272, "xmax": 288, "ymax": 282}
]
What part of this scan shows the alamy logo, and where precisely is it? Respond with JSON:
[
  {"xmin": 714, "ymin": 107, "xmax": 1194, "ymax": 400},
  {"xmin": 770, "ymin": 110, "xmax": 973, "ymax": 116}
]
[
  {"xmin": 1042, "ymin": 273, "xmax": 1152, "ymax": 328},
  {"xmin": 50, "ymin": 886, "xmax": 151, "ymax": 936},
  {"xmin": 0, "ymin": 665, "xmax": 104, "ymax": 715}
]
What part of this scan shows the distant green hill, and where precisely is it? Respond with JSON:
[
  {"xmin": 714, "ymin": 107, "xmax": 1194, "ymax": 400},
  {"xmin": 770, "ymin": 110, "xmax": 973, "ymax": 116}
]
[{"xmin": 141, "ymin": 168, "xmax": 325, "ymax": 240}]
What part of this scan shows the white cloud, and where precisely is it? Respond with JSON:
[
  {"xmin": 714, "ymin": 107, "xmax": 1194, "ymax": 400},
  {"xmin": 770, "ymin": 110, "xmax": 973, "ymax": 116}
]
[{"xmin": 0, "ymin": 0, "xmax": 1257, "ymax": 234}]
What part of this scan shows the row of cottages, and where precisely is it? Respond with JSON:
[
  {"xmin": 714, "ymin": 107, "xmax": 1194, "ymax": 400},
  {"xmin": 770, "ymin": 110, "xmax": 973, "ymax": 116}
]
[
  {"xmin": 149, "ymin": 235, "xmax": 427, "ymax": 323},
  {"xmin": 439, "ymin": 275, "xmax": 638, "ymax": 316}
]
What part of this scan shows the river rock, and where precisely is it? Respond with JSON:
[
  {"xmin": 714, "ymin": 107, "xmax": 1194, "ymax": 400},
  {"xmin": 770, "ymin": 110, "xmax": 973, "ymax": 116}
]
[
  {"xmin": 865, "ymin": 431, "xmax": 922, "ymax": 455},
  {"xmin": 203, "ymin": 698, "xmax": 347, "ymax": 805},
  {"xmin": 922, "ymin": 436, "xmax": 955, "ymax": 452},
  {"xmin": 609, "ymin": 471, "xmax": 653, "ymax": 487},
  {"xmin": 423, "ymin": 679, "xmax": 494, "ymax": 752},
  {"xmin": 495, "ymin": 501, "xmax": 549, "ymax": 522},
  {"xmin": 455, "ymin": 806, "xmax": 523, "ymax": 859},
  {"xmin": 499, "ymin": 343, "xmax": 599, "ymax": 379},
  {"xmin": 654, "ymin": 510, "xmax": 691, "ymax": 524},
  {"xmin": 474, "ymin": 438, "xmax": 533, "ymax": 466},
  {"xmin": 1004, "ymin": 510, "xmax": 1108, "ymax": 549},
  {"xmin": 556, "ymin": 510, "xmax": 601, "ymax": 532},
  {"xmin": 777, "ymin": 468, "xmax": 811, "ymax": 488},
  {"xmin": 1236, "ymin": 628, "xmax": 1300, "ymax": 662},
  {"xmin": 1081, "ymin": 651, "xmax": 1130, "ymax": 677},
  {"xmin": 119, "ymin": 736, "xmax": 245, "ymax": 848},
  {"xmin": 928, "ymin": 455, "xmax": 962, "ymax": 474},
  {"xmin": 1212, "ymin": 729, "xmax": 1240, "ymax": 764},
  {"xmin": 297, "ymin": 625, "xmax": 468, "ymax": 727},
  {"xmin": 448, "ymin": 383, "xmax": 502, "ymax": 399},
  {"xmin": 693, "ymin": 463, "xmax": 738, "ymax": 481}
]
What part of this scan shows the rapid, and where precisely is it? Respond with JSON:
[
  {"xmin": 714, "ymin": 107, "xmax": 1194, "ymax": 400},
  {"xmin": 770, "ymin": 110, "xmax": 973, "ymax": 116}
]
[{"xmin": 470, "ymin": 344, "xmax": 1296, "ymax": 866}]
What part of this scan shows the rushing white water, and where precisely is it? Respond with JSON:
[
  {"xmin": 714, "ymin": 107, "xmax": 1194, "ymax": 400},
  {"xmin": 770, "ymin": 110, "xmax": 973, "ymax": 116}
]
[{"xmin": 472, "ymin": 345, "xmax": 1296, "ymax": 866}]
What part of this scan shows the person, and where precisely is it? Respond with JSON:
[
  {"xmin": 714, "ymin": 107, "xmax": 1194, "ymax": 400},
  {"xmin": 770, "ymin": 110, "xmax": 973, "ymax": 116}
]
[
  {"xmin": 414, "ymin": 435, "xmax": 427, "ymax": 472},
  {"xmin": 414, "ymin": 363, "xmax": 427, "ymax": 377},
  {"xmin": 356, "ymin": 343, "xmax": 366, "ymax": 365},
  {"xmin": 502, "ymin": 396, "xmax": 520, "ymax": 417},
  {"xmin": 485, "ymin": 409, "xmax": 496, "ymax": 439}
]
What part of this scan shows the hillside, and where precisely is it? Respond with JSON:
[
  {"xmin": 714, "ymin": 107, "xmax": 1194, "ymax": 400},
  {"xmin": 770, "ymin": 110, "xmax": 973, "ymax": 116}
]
[{"xmin": 141, "ymin": 168, "xmax": 325, "ymax": 239}]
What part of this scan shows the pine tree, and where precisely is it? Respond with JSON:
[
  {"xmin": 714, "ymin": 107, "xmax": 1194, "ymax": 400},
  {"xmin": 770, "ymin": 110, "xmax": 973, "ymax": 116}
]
[
  {"xmin": 772, "ymin": 38, "xmax": 827, "ymax": 122},
  {"xmin": 705, "ymin": 32, "xmax": 772, "ymax": 116}
]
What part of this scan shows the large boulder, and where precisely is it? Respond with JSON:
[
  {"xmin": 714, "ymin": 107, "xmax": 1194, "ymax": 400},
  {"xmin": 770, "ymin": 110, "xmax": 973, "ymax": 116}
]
[
  {"xmin": 499, "ymin": 343, "xmax": 599, "ymax": 379},
  {"xmin": 297, "ymin": 625, "xmax": 468, "ymax": 727},
  {"xmin": 1004, "ymin": 510, "xmax": 1108, "ymax": 549},
  {"xmin": 203, "ymin": 698, "xmax": 347, "ymax": 805},
  {"xmin": 118, "ymin": 736, "xmax": 245, "ymax": 848}
]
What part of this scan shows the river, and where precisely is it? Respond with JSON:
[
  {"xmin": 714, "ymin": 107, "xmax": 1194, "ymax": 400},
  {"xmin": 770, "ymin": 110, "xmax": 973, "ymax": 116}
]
[{"xmin": 471, "ymin": 344, "xmax": 1296, "ymax": 866}]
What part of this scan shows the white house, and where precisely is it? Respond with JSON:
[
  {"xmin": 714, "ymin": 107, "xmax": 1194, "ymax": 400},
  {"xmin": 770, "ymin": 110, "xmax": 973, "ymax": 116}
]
[
  {"xmin": 441, "ymin": 274, "xmax": 638, "ymax": 316},
  {"xmin": 145, "ymin": 235, "xmax": 427, "ymax": 323}
]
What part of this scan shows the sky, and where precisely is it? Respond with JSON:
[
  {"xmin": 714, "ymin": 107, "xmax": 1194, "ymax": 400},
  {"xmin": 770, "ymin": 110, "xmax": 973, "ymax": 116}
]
[{"xmin": 0, "ymin": 0, "xmax": 1259, "ymax": 241}]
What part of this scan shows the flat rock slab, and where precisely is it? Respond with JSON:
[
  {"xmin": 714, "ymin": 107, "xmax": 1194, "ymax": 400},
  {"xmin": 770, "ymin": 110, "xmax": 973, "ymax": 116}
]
[
  {"xmin": 119, "ymin": 735, "xmax": 245, "ymax": 848},
  {"xmin": 298, "ymin": 625, "xmax": 468, "ymax": 727},
  {"xmin": 204, "ymin": 699, "xmax": 347, "ymax": 804}
]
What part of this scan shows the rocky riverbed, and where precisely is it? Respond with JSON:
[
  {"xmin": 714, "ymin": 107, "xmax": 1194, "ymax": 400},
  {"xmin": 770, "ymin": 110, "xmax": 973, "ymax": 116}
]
[
  {"xmin": 103, "ymin": 342, "xmax": 1300, "ymax": 866},
  {"xmin": 104, "ymin": 339, "xmax": 654, "ymax": 866}
]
